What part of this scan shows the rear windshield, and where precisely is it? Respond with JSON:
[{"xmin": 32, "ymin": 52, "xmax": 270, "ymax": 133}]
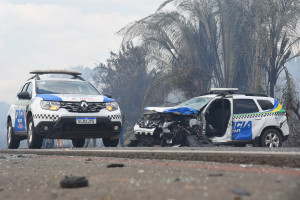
[{"xmin": 36, "ymin": 81, "xmax": 100, "ymax": 95}]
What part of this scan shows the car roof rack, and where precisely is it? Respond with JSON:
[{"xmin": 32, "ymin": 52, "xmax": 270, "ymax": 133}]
[
  {"xmin": 28, "ymin": 70, "xmax": 85, "ymax": 81},
  {"xmin": 236, "ymin": 93, "xmax": 269, "ymax": 97},
  {"xmin": 203, "ymin": 88, "xmax": 269, "ymax": 97}
]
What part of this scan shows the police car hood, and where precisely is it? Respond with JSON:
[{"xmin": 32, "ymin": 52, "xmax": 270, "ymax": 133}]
[
  {"xmin": 36, "ymin": 94, "xmax": 115, "ymax": 103},
  {"xmin": 145, "ymin": 106, "xmax": 198, "ymax": 115}
]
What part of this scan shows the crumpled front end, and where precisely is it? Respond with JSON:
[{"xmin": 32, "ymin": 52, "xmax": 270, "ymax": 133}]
[{"xmin": 132, "ymin": 108, "xmax": 211, "ymax": 147}]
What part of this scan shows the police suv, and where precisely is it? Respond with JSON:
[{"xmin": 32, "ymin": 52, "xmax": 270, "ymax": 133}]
[
  {"xmin": 7, "ymin": 70, "xmax": 122, "ymax": 149},
  {"xmin": 134, "ymin": 88, "xmax": 289, "ymax": 147}
]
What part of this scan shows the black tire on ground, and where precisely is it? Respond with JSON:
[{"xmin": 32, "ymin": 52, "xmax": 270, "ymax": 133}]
[
  {"xmin": 27, "ymin": 116, "xmax": 43, "ymax": 149},
  {"xmin": 7, "ymin": 121, "xmax": 20, "ymax": 149},
  {"xmin": 72, "ymin": 138, "xmax": 85, "ymax": 148},
  {"xmin": 103, "ymin": 138, "xmax": 119, "ymax": 147},
  {"xmin": 260, "ymin": 129, "xmax": 283, "ymax": 147}
]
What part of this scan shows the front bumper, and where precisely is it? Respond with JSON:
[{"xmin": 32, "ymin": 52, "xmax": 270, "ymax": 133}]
[
  {"xmin": 134, "ymin": 124, "xmax": 156, "ymax": 135},
  {"xmin": 35, "ymin": 116, "xmax": 121, "ymax": 139}
]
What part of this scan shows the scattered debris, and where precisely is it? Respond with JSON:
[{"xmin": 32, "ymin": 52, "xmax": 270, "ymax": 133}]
[
  {"xmin": 107, "ymin": 163, "xmax": 125, "ymax": 168},
  {"xmin": 60, "ymin": 176, "xmax": 88, "ymax": 188},
  {"xmin": 174, "ymin": 178, "xmax": 181, "ymax": 182},
  {"xmin": 208, "ymin": 173, "xmax": 224, "ymax": 177},
  {"xmin": 0, "ymin": 187, "xmax": 3, "ymax": 192},
  {"xmin": 232, "ymin": 187, "xmax": 250, "ymax": 196},
  {"xmin": 240, "ymin": 164, "xmax": 253, "ymax": 168},
  {"xmin": 276, "ymin": 178, "xmax": 282, "ymax": 183},
  {"xmin": 138, "ymin": 169, "xmax": 144, "ymax": 173}
]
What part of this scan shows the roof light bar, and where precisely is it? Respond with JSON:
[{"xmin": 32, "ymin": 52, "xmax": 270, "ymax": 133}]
[
  {"xmin": 210, "ymin": 88, "xmax": 239, "ymax": 93},
  {"xmin": 30, "ymin": 70, "xmax": 81, "ymax": 76}
]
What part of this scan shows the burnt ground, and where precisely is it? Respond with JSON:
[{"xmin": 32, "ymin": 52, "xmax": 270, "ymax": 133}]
[{"xmin": 0, "ymin": 153, "xmax": 299, "ymax": 200}]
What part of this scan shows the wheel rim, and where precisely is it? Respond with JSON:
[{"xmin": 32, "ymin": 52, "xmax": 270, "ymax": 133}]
[
  {"xmin": 265, "ymin": 132, "xmax": 280, "ymax": 147},
  {"xmin": 7, "ymin": 125, "xmax": 12, "ymax": 144},
  {"xmin": 28, "ymin": 122, "xmax": 33, "ymax": 144}
]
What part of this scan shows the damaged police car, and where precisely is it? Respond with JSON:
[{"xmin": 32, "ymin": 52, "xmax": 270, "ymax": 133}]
[
  {"xmin": 133, "ymin": 88, "xmax": 289, "ymax": 147},
  {"xmin": 7, "ymin": 70, "xmax": 122, "ymax": 149}
]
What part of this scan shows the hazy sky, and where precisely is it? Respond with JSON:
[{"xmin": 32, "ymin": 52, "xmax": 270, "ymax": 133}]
[{"xmin": 0, "ymin": 0, "xmax": 163, "ymax": 103}]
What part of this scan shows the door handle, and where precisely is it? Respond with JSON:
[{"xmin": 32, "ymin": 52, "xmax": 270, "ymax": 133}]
[{"xmin": 255, "ymin": 118, "xmax": 262, "ymax": 120}]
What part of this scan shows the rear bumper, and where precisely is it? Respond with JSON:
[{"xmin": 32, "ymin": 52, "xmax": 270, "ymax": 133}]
[{"xmin": 35, "ymin": 116, "xmax": 121, "ymax": 139}]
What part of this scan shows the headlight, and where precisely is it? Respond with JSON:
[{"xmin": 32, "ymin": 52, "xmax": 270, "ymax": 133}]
[
  {"xmin": 105, "ymin": 102, "xmax": 119, "ymax": 111},
  {"xmin": 40, "ymin": 101, "xmax": 61, "ymax": 111}
]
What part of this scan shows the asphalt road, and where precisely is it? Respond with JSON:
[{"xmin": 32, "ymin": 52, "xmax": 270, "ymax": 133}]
[{"xmin": 0, "ymin": 149, "xmax": 299, "ymax": 200}]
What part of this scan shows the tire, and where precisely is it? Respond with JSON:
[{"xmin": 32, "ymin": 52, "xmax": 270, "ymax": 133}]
[
  {"xmin": 103, "ymin": 138, "xmax": 119, "ymax": 147},
  {"xmin": 27, "ymin": 116, "xmax": 43, "ymax": 149},
  {"xmin": 7, "ymin": 121, "xmax": 20, "ymax": 149},
  {"xmin": 72, "ymin": 138, "xmax": 85, "ymax": 148},
  {"xmin": 260, "ymin": 129, "xmax": 282, "ymax": 147}
]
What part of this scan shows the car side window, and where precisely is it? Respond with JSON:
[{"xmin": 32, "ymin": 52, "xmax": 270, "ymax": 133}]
[
  {"xmin": 257, "ymin": 100, "xmax": 274, "ymax": 111},
  {"xmin": 26, "ymin": 82, "xmax": 33, "ymax": 98},
  {"xmin": 233, "ymin": 99, "xmax": 259, "ymax": 114}
]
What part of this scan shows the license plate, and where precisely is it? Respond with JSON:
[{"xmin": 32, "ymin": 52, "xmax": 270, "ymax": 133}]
[{"xmin": 76, "ymin": 117, "xmax": 96, "ymax": 124}]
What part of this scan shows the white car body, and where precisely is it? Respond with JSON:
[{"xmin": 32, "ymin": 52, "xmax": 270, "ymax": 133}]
[
  {"xmin": 134, "ymin": 91, "xmax": 289, "ymax": 147},
  {"xmin": 7, "ymin": 71, "xmax": 122, "ymax": 149}
]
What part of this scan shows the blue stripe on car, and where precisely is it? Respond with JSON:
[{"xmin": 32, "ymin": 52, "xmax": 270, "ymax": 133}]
[
  {"xmin": 103, "ymin": 96, "xmax": 115, "ymax": 102},
  {"xmin": 164, "ymin": 107, "xmax": 198, "ymax": 115},
  {"xmin": 36, "ymin": 94, "xmax": 62, "ymax": 101}
]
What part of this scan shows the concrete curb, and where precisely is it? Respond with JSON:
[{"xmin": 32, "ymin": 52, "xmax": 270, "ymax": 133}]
[{"xmin": 1, "ymin": 148, "xmax": 299, "ymax": 168}]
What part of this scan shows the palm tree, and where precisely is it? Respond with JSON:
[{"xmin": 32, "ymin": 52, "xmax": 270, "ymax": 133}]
[
  {"xmin": 119, "ymin": 0, "xmax": 300, "ymax": 102},
  {"xmin": 255, "ymin": 0, "xmax": 300, "ymax": 97},
  {"xmin": 118, "ymin": 0, "xmax": 223, "ymax": 105}
]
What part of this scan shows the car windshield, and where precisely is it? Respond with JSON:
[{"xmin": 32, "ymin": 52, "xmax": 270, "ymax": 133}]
[
  {"xmin": 36, "ymin": 80, "xmax": 100, "ymax": 95},
  {"xmin": 177, "ymin": 97, "xmax": 212, "ymax": 110}
]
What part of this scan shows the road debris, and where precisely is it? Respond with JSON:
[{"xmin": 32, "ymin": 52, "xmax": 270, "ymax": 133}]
[
  {"xmin": 240, "ymin": 164, "xmax": 253, "ymax": 168},
  {"xmin": 60, "ymin": 176, "xmax": 88, "ymax": 188},
  {"xmin": 107, "ymin": 163, "xmax": 125, "ymax": 168},
  {"xmin": 232, "ymin": 186, "xmax": 250, "ymax": 196},
  {"xmin": 208, "ymin": 173, "xmax": 224, "ymax": 177}
]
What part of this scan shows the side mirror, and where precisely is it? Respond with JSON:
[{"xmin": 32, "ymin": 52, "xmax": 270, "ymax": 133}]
[
  {"xmin": 104, "ymin": 94, "xmax": 112, "ymax": 98},
  {"xmin": 17, "ymin": 91, "xmax": 31, "ymax": 100}
]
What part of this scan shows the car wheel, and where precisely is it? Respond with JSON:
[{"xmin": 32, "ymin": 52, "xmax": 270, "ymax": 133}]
[
  {"xmin": 72, "ymin": 138, "xmax": 85, "ymax": 148},
  {"xmin": 103, "ymin": 138, "xmax": 119, "ymax": 147},
  {"xmin": 7, "ymin": 121, "xmax": 20, "ymax": 149},
  {"xmin": 27, "ymin": 116, "xmax": 43, "ymax": 149},
  {"xmin": 260, "ymin": 129, "xmax": 282, "ymax": 147}
]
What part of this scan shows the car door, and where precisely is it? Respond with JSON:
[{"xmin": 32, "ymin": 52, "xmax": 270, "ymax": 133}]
[
  {"xmin": 232, "ymin": 98, "xmax": 265, "ymax": 140},
  {"xmin": 202, "ymin": 97, "xmax": 233, "ymax": 142},
  {"xmin": 14, "ymin": 82, "xmax": 33, "ymax": 132}
]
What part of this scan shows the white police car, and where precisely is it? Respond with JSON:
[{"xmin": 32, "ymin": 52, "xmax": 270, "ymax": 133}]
[
  {"xmin": 133, "ymin": 88, "xmax": 289, "ymax": 147},
  {"xmin": 7, "ymin": 70, "xmax": 122, "ymax": 149}
]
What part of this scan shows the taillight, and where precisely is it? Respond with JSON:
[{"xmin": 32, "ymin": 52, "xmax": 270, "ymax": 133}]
[{"xmin": 286, "ymin": 111, "xmax": 289, "ymax": 120}]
